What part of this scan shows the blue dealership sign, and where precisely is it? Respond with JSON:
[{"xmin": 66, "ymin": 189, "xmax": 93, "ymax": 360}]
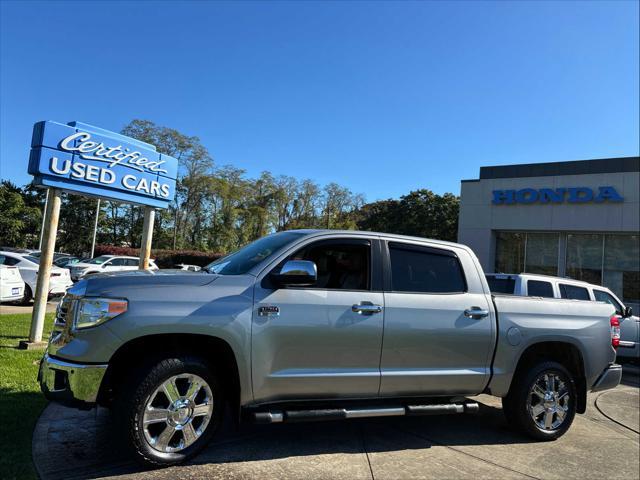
[
  {"xmin": 492, "ymin": 186, "xmax": 623, "ymax": 205},
  {"xmin": 29, "ymin": 121, "xmax": 178, "ymax": 208}
]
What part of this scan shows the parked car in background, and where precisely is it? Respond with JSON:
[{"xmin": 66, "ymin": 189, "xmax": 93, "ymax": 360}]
[
  {"xmin": 0, "ymin": 251, "xmax": 73, "ymax": 304},
  {"xmin": 30, "ymin": 251, "xmax": 73, "ymax": 261},
  {"xmin": 0, "ymin": 263, "xmax": 25, "ymax": 303},
  {"xmin": 40, "ymin": 230, "xmax": 621, "ymax": 466},
  {"xmin": 0, "ymin": 246, "xmax": 36, "ymax": 254},
  {"xmin": 54, "ymin": 256, "xmax": 81, "ymax": 268},
  {"xmin": 485, "ymin": 273, "xmax": 639, "ymax": 360},
  {"xmin": 69, "ymin": 255, "xmax": 159, "ymax": 281},
  {"xmin": 175, "ymin": 263, "xmax": 202, "ymax": 272}
]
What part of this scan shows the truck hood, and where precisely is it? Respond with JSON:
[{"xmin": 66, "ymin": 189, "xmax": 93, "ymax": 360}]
[{"xmin": 72, "ymin": 269, "xmax": 220, "ymax": 296}]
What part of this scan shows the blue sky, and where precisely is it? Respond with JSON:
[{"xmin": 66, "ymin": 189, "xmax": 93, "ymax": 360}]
[{"xmin": 1, "ymin": 0, "xmax": 638, "ymax": 201}]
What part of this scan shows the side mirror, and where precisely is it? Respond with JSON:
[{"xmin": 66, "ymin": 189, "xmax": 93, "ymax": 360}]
[
  {"xmin": 624, "ymin": 306, "xmax": 633, "ymax": 318},
  {"xmin": 272, "ymin": 260, "xmax": 317, "ymax": 287}
]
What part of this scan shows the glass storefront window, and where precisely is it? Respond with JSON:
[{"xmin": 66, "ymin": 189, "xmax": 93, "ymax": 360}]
[
  {"xmin": 494, "ymin": 231, "xmax": 639, "ymax": 308},
  {"xmin": 566, "ymin": 234, "xmax": 603, "ymax": 285},
  {"xmin": 495, "ymin": 232, "xmax": 525, "ymax": 273},
  {"xmin": 525, "ymin": 233, "xmax": 559, "ymax": 275},
  {"xmin": 603, "ymin": 235, "xmax": 639, "ymax": 307}
]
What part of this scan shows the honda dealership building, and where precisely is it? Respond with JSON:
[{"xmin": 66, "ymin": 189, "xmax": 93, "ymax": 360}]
[{"xmin": 458, "ymin": 156, "xmax": 639, "ymax": 309}]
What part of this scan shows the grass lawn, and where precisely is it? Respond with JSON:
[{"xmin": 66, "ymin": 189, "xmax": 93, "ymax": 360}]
[{"xmin": 0, "ymin": 313, "xmax": 54, "ymax": 480}]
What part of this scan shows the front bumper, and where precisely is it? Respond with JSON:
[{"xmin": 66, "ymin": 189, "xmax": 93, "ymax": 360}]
[
  {"xmin": 591, "ymin": 364, "xmax": 622, "ymax": 393},
  {"xmin": 38, "ymin": 353, "xmax": 108, "ymax": 409}
]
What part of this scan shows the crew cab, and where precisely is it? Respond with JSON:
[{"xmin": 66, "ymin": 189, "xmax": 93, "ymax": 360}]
[
  {"xmin": 39, "ymin": 230, "xmax": 621, "ymax": 466},
  {"xmin": 486, "ymin": 273, "xmax": 639, "ymax": 359}
]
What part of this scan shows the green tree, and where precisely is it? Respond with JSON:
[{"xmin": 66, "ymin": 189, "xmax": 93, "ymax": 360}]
[
  {"xmin": 0, "ymin": 181, "xmax": 40, "ymax": 247},
  {"xmin": 58, "ymin": 194, "xmax": 103, "ymax": 255},
  {"xmin": 119, "ymin": 119, "xmax": 214, "ymax": 250},
  {"xmin": 357, "ymin": 189, "xmax": 459, "ymax": 241}
]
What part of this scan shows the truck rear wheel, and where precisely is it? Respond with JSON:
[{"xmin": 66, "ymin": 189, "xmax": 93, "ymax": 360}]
[
  {"xmin": 502, "ymin": 360, "xmax": 576, "ymax": 441},
  {"xmin": 114, "ymin": 355, "xmax": 223, "ymax": 466}
]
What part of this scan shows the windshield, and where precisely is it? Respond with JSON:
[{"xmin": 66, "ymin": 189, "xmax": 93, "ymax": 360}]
[
  {"xmin": 23, "ymin": 256, "xmax": 40, "ymax": 264},
  {"xmin": 206, "ymin": 231, "xmax": 306, "ymax": 275},
  {"xmin": 87, "ymin": 256, "xmax": 111, "ymax": 265}
]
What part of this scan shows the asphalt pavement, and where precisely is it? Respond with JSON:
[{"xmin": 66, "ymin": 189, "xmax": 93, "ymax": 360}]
[
  {"xmin": 0, "ymin": 301, "xmax": 58, "ymax": 315},
  {"xmin": 31, "ymin": 367, "xmax": 639, "ymax": 480}
]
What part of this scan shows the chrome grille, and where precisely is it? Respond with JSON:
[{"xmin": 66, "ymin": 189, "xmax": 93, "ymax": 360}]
[{"xmin": 54, "ymin": 296, "xmax": 74, "ymax": 327}]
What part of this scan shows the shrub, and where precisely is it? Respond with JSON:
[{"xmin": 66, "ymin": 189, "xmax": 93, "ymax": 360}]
[{"xmin": 94, "ymin": 245, "xmax": 225, "ymax": 268}]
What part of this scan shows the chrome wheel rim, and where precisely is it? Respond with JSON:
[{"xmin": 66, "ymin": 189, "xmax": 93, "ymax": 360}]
[
  {"xmin": 527, "ymin": 372, "xmax": 570, "ymax": 431},
  {"xmin": 142, "ymin": 374, "xmax": 214, "ymax": 453}
]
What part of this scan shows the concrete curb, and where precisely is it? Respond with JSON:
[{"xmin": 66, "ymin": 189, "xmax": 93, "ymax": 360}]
[{"xmin": 31, "ymin": 402, "xmax": 49, "ymax": 480}]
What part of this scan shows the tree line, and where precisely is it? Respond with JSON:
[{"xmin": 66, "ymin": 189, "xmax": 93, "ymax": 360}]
[{"xmin": 0, "ymin": 120, "xmax": 459, "ymax": 256}]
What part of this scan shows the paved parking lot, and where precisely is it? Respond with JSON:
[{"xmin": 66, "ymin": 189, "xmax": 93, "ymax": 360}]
[
  {"xmin": 32, "ymin": 368, "xmax": 639, "ymax": 480},
  {"xmin": 0, "ymin": 301, "xmax": 57, "ymax": 315}
]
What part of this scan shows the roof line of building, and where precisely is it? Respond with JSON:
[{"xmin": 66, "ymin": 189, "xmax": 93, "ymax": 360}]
[{"xmin": 464, "ymin": 156, "xmax": 639, "ymax": 181}]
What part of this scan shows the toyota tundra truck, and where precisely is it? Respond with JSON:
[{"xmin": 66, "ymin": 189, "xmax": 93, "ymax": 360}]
[{"xmin": 39, "ymin": 230, "xmax": 622, "ymax": 466}]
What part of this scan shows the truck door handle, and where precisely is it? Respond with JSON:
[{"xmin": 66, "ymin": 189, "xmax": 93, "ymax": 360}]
[
  {"xmin": 352, "ymin": 303, "xmax": 383, "ymax": 315},
  {"xmin": 464, "ymin": 307, "xmax": 489, "ymax": 319}
]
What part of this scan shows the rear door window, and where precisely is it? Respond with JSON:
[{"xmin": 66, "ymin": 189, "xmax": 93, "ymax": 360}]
[
  {"xmin": 527, "ymin": 280, "xmax": 555, "ymax": 298},
  {"xmin": 389, "ymin": 243, "xmax": 466, "ymax": 293},
  {"xmin": 559, "ymin": 284, "xmax": 590, "ymax": 300},
  {"xmin": 486, "ymin": 276, "xmax": 516, "ymax": 294}
]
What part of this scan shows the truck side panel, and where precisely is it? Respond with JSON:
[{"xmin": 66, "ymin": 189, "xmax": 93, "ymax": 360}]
[{"xmin": 488, "ymin": 295, "xmax": 616, "ymax": 397}]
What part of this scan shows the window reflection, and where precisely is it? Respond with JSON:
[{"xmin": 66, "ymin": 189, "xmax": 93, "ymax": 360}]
[
  {"xmin": 604, "ymin": 235, "xmax": 639, "ymax": 307},
  {"xmin": 495, "ymin": 232, "xmax": 525, "ymax": 273},
  {"xmin": 566, "ymin": 234, "xmax": 603, "ymax": 285},
  {"xmin": 525, "ymin": 233, "xmax": 559, "ymax": 275}
]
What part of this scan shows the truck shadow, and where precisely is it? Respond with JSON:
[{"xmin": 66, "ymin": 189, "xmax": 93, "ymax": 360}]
[{"xmin": 34, "ymin": 399, "xmax": 537, "ymax": 480}]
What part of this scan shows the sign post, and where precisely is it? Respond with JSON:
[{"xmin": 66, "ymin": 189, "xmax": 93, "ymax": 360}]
[
  {"xmin": 22, "ymin": 120, "xmax": 178, "ymax": 348},
  {"xmin": 139, "ymin": 206, "xmax": 155, "ymax": 269},
  {"xmin": 21, "ymin": 188, "xmax": 62, "ymax": 348},
  {"xmin": 90, "ymin": 198, "xmax": 101, "ymax": 259},
  {"xmin": 38, "ymin": 191, "xmax": 49, "ymax": 251}
]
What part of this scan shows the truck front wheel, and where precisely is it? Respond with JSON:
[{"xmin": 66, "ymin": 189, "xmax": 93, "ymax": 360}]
[
  {"xmin": 114, "ymin": 355, "xmax": 223, "ymax": 466},
  {"xmin": 502, "ymin": 360, "xmax": 576, "ymax": 441}
]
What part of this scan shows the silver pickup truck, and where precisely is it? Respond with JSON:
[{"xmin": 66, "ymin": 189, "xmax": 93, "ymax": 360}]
[{"xmin": 39, "ymin": 230, "xmax": 622, "ymax": 466}]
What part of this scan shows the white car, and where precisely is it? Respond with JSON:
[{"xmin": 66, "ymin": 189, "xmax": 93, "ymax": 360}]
[
  {"xmin": 486, "ymin": 272, "xmax": 640, "ymax": 359},
  {"xmin": 0, "ymin": 251, "xmax": 73, "ymax": 304},
  {"xmin": 69, "ymin": 255, "xmax": 159, "ymax": 281},
  {"xmin": 175, "ymin": 263, "xmax": 202, "ymax": 272},
  {"xmin": 0, "ymin": 263, "xmax": 25, "ymax": 303}
]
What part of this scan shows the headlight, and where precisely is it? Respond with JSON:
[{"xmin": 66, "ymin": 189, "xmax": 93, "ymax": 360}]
[{"xmin": 74, "ymin": 297, "xmax": 128, "ymax": 330}]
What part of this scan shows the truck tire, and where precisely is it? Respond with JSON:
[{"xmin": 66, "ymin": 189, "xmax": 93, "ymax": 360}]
[
  {"xmin": 502, "ymin": 360, "xmax": 576, "ymax": 441},
  {"xmin": 114, "ymin": 355, "xmax": 223, "ymax": 466}
]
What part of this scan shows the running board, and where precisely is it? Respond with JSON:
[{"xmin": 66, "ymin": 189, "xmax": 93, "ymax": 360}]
[{"xmin": 253, "ymin": 402, "xmax": 479, "ymax": 424}]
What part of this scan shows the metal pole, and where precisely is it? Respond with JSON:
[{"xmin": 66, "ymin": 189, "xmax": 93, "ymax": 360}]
[
  {"xmin": 90, "ymin": 198, "xmax": 101, "ymax": 258},
  {"xmin": 25, "ymin": 188, "xmax": 62, "ymax": 347},
  {"xmin": 38, "ymin": 190, "xmax": 49, "ymax": 250},
  {"xmin": 139, "ymin": 206, "xmax": 155, "ymax": 270}
]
